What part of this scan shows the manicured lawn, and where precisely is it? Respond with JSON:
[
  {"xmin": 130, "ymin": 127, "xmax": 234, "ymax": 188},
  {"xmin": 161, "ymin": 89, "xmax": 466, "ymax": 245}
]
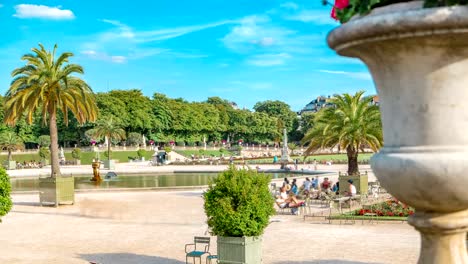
[
  {"xmin": 241, "ymin": 153, "xmax": 374, "ymax": 164},
  {"xmin": 1, "ymin": 150, "xmax": 155, "ymax": 165},
  {"xmin": 176, "ymin": 149, "xmax": 233, "ymax": 158}
]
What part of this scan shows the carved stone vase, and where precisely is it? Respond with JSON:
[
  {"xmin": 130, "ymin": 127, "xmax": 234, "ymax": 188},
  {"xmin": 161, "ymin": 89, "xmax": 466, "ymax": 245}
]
[{"xmin": 328, "ymin": 2, "xmax": 468, "ymax": 263}]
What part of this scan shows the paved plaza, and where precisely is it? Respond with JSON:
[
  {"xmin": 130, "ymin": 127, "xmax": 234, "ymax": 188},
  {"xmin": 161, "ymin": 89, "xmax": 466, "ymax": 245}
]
[{"xmin": 1, "ymin": 175, "xmax": 419, "ymax": 263}]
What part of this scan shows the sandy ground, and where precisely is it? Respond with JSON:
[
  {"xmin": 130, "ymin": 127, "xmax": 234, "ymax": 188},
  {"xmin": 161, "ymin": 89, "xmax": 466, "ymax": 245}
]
[{"xmin": 0, "ymin": 164, "xmax": 420, "ymax": 264}]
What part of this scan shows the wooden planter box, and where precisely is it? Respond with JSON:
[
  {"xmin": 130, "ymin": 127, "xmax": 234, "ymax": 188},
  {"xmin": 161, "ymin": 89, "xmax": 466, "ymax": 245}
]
[
  {"xmin": 217, "ymin": 236, "xmax": 262, "ymax": 264},
  {"xmin": 39, "ymin": 176, "xmax": 75, "ymax": 206},
  {"xmin": 338, "ymin": 172, "xmax": 368, "ymax": 196},
  {"xmin": 103, "ymin": 160, "xmax": 115, "ymax": 170},
  {"xmin": 3, "ymin": 160, "xmax": 16, "ymax": 170}
]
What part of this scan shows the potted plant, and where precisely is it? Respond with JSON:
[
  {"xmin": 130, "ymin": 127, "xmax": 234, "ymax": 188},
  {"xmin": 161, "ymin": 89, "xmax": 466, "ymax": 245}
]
[
  {"xmin": 71, "ymin": 148, "xmax": 81, "ymax": 165},
  {"xmin": 38, "ymin": 147, "xmax": 50, "ymax": 166},
  {"xmin": 136, "ymin": 149, "xmax": 146, "ymax": 161},
  {"xmin": 0, "ymin": 131, "xmax": 24, "ymax": 170},
  {"xmin": 0, "ymin": 167, "xmax": 12, "ymax": 221},
  {"xmin": 204, "ymin": 166, "xmax": 275, "ymax": 263},
  {"xmin": 326, "ymin": 0, "xmax": 468, "ymax": 261}
]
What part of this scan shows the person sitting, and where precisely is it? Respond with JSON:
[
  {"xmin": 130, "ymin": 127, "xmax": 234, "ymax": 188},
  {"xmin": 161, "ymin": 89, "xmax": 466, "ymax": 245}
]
[
  {"xmin": 311, "ymin": 176, "xmax": 319, "ymax": 190},
  {"xmin": 290, "ymin": 179, "xmax": 299, "ymax": 195},
  {"xmin": 321, "ymin": 177, "xmax": 332, "ymax": 192},
  {"xmin": 332, "ymin": 181, "xmax": 340, "ymax": 194},
  {"xmin": 345, "ymin": 179, "xmax": 357, "ymax": 197},
  {"xmin": 302, "ymin": 177, "xmax": 312, "ymax": 195},
  {"xmin": 275, "ymin": 187, "xmax": 288, "ymax": 208}
]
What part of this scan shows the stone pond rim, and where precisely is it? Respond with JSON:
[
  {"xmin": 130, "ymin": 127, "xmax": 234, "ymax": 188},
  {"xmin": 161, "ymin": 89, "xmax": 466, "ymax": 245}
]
[{"xmin": 327, "ymin": 1, "xmax": 468, "ymax": 54}]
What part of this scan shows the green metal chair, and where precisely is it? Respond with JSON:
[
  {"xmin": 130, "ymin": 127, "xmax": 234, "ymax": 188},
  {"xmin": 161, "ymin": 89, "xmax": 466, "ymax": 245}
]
[{"xmin": 185, "ymin": 236, "xmax": 211, "ymax": 264}]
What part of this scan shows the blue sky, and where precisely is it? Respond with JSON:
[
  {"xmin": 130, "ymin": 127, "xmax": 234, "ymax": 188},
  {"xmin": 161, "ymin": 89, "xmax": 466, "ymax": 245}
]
[{"xmin": 0, "ymin": 0, "xmax": 375, "ymax": 111}]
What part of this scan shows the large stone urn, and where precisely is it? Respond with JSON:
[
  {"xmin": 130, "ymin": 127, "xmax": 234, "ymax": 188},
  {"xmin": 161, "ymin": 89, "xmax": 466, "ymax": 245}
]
[{"xmin": 328, "ymin": 2, "xmax": 468, "ymax": 263}]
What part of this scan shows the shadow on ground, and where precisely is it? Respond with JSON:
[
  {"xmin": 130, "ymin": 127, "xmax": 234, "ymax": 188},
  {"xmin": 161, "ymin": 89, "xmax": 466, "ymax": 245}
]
[
  {"xmin": 274, "ymin": 260, "xmax": 382, "ymax": 264},
  {"xmin": 79, "ymin": 253, "xmax": 185, "ymax": 264},
  {"xmin": 13, "ymin": 201, "xmax": 42, "ymax": 207}
]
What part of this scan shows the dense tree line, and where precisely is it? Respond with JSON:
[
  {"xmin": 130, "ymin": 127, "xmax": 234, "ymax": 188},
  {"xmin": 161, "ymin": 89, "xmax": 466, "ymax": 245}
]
[{"xmin": 0, "ymin": 90, "xmax": 305, "ymax": 149}]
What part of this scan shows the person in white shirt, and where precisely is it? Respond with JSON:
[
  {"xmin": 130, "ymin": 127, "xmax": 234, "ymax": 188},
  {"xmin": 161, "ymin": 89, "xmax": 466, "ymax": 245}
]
[{"xmin": 347, "ymin": 179, "xmax": 357, "ymax": 196}]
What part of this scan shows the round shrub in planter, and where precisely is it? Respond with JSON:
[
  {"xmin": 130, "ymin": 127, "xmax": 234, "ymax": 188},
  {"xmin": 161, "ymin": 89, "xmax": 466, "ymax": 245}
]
[
  {"xmin": 204, "ymin": 166, "xmax": 275, "ymax": 263},
  {"xmin": 71, "ymin": 148, "xmax": 81, "ymax": 165},
  {"xmin": 0, "ymin": 168, "xmax": 12, "ymax": 222}
]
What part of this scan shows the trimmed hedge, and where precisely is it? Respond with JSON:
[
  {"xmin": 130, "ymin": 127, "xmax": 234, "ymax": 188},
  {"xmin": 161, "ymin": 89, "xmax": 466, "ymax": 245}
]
[
  {"xmin": 0, "ymin": 168, "xmax": 12, "ymax": 221},
  {"xmin": 204, "ymin": 166, "xmax": 275, "ymax": 237}
]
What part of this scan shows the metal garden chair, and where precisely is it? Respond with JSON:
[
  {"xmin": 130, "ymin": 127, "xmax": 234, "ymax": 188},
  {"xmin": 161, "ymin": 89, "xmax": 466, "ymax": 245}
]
[{"xmin": 185, "ymin": 236, "xmax": 211, "ymax": 264}]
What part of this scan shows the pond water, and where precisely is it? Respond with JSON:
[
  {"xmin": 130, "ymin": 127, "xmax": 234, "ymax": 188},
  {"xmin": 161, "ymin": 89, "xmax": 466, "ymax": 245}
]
[{"xmin": 10, "ymin": 172, "xmax": 316, "ymax": 192}]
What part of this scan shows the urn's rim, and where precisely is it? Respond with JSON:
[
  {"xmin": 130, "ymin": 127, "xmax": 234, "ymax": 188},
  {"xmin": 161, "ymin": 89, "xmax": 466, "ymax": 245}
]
[{"xmin": 328, "ymin": 1, "xmax": 468, "ymax": 51}]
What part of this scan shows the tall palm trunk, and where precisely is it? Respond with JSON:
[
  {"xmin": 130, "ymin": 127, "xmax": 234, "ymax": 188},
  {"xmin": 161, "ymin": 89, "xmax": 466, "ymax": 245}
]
[
  {"xmin": 107, "ymin": 136, "xmax": 111, "ymax": 161},
  {"xmin": 49, "ymin": 110, "xmax": 61, "ymax": 177},
  {"xmin": 346, "ymin": 145, "xmax": 359, "ymax": 176},
  {"xmin": 7, "ymin": 150, "xmax": 11, "ymax": 161}
]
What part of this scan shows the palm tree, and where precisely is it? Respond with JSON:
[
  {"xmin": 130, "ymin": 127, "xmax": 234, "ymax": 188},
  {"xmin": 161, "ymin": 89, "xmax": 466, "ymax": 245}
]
[
  {"xmin": 0, "ymin": 131, "xmax": 24, "ymax": 162},
  {"xmin": 301, "ymin": 91, "xmax": 383, "ymax": 175},
  {"xmin": 89, "ymin": 117, "xmax": 126, "ymax": 161},
  {"xmin": 4, "ymin": 44, "xmax": 98, "ymax": 177},
  {"xmin": 288, "ymin": 142, "xmax": 298, "ymax": 155}
]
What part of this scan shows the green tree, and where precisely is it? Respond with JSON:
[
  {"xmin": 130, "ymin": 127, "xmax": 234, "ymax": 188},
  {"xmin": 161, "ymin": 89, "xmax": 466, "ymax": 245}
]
[
  {"xmin": 302, "ymin": 91, "xmax": 383, "ymax": 175},
  {"xmin": 89, "ymin": 117, "xmax": 126, "ymax": 160},
  {"xmin": 4, "ymin": 44, "xmax": 98, "ymax": 177},
  {"xmin": 127, "ymin": 132, "xmax": 142, "ymax": 146},
  {"xmin": 288, "ymin": 142, "xmax": 298, "ymax": 155},
  {"xmin": 37, "ymin": 135, "xmax": 51, "ymax": 147},
  {"xmin": 0, "ymin": 131, "xmax": 24, "ymax": 161},
  {"xmin": 253, "ymin": 100, "xmax": 297, "ymax": 133}
]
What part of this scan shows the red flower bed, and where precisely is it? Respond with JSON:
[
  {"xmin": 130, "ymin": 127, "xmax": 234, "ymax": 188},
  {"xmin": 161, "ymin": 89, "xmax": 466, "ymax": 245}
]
[{"xmin": 354, "ymin": 198, "xmax": 415, "ymax": 217}]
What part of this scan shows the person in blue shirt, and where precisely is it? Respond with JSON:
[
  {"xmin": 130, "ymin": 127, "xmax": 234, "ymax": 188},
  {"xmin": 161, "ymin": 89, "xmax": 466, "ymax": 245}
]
[
  {"xmin": 312, "ymin": 176, "xmax": 319, "ymax": 189},
  {"xmin": 291, "ymin": 179, "xmax": 299, "ymax": 195}
]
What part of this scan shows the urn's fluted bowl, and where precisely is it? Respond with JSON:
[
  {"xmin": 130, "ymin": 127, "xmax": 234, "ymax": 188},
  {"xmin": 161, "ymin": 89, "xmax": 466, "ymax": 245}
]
[{"xmin": 328, "ymin": 2, "xmax": 468, "ymax": 212}]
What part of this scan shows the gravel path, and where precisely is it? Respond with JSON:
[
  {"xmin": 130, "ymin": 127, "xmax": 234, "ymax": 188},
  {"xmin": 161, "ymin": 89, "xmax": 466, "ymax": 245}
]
[{"xmin": 0, "ymin": 189, "xmax": 419, "ymax": 264}]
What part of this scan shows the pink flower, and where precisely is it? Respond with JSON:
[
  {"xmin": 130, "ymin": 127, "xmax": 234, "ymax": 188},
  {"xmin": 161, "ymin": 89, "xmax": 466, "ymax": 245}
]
[{"xmin": 331, "ymin": 0, "xmax": 349, "ymax": 20}]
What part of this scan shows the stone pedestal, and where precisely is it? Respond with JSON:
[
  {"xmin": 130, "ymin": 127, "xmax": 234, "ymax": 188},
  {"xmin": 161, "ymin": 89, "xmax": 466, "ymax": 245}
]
[{"xmin": 328, "ymin": 1, "xmax": 468, "ymax": 262}]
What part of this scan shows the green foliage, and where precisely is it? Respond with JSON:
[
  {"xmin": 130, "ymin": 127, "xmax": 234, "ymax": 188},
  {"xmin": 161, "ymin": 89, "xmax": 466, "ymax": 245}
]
[
  {"xmin": 38, "ymin": 147, "xmax": 50, "ymax": 159},
  {"xmin": 199, "ymin": 149, "xmax": 206, "ymax": 155},
  {"xmin": 103, "ymin": 149, "xmax": 112, "ymax": 158},
  {"xmin": 302, "ymin": 91, "xmax": 382, "ymax": 175},
  {"xmin": 219, "ymin": 147, "xmax": 226, "ymax": 154},
  {"xmin": 0, "ymin": 168, "xmax": 12, "ymax": 220},
  {"xmin": 88, "ymin": 117, "xmax": 126, "ymax": 160},
  {"xmin": 71, "ymin": 148, "xmax": 81, "ymax": 160},
  {"xmin": 253, "ymin": 100, "xmax": 296, "ymax": 133},
  {"xmin": 37, "ymin": 135, "xmax": 51, "ymax": 147},
  {"xmin": 204, "ymin": 166, "xmax": 275, "ymax": 237},
  {"xmin": 0, "ymin": 131, "xmax": 24, "ymax": 161},
  {"xmin": 127, "ymin": 132, "xmax": 143, "ymax": 146},
  {"xmin": 136, "ymin": 149, "xmax": 146, "ymax": 158},
  {"xmin": 164, "ymin": 146, "xmax": 172, "ymax": 153}
]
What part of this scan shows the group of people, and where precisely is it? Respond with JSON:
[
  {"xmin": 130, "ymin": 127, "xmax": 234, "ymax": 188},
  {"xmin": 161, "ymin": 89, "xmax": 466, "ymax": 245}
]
[
  {"xmin": 275, "ymin": 176, "xmax": 358, "ymax": 214},
  {"xmin": 16, "ymin": 160, "xmax": 44, "ymax": 169}
]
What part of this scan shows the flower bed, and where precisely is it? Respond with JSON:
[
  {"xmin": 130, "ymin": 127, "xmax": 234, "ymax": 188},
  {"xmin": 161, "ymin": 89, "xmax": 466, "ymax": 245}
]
[{"xmin": 355, "ymin": 198, "xmax": 414, "ymax": 217}]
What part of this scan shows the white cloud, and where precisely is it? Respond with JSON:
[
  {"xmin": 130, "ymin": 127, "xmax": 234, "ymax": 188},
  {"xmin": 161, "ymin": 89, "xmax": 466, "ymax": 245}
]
[
  {"xmin": 135, "ymin": 20, "xmax": 236, "ymax": 43},
  {"xmin": 14, "ymin": 4, "xmax": 75, "ymax": 20},
  {"xmin": 280, "ymin": 2, "xmax": 299, "ymax": 10},
  {"xmin": 222, "ymin": 15, "xmax": 295, "ymax": 53},
  {"xmin": 285, "ymin": 10, "xmax": 337, "ymax": 25},
  {"xmin": 247, "ymin": 53, "xmax": 291, "ymax": 67},
  {"xmin": 81, "ymin": 50, "xmax": 97, "ymax": 56},
  {"xmin": 81, "ymin": 50, "xmax": 126, "ymax": 64},
  {"xmin": 318, "ymin": 70, "xmax": 372, "ymax": 80},
  {"xmin": 110, "ymin": 56, "xmax": 126, "ymax": 63}
]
